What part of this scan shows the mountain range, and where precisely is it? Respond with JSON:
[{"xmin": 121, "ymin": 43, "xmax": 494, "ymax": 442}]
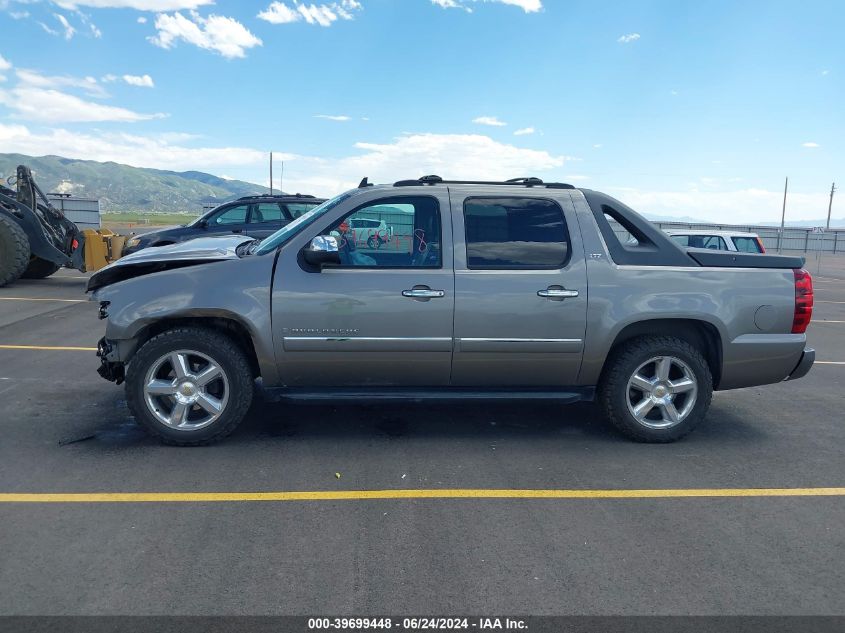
[
  {"xmin": 0, "ymin": 153, "xmax": 270, "ymax": 214},
  {"xmin": 1, "ymin": 153, "xmax": 842, "ymax": 227}
]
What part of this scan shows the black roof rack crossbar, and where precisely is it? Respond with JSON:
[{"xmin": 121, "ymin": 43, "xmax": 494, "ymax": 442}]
[{"xmin": 393, "ymin": 175, "xmax": 574, "ymax": 189}]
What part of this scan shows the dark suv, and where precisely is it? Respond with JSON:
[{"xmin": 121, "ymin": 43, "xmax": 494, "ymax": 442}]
[{"xmin": 122, "ymin": 194, "xmax": 326, "ymax": 255}]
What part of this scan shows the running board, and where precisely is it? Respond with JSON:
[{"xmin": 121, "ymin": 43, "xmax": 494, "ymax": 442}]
[{"xmin": 261, "ymin": 386, "xmax": 595, "ymax": 404}]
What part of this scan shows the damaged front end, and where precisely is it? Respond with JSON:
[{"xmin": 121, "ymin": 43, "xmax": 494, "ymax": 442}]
[
  {"xmin": 96, "ymin": 337, "xmax": 125, "ymax": 384},
  {"xmin": 86, "ymin": 234, "xmax": 254, "ymax": 292}
]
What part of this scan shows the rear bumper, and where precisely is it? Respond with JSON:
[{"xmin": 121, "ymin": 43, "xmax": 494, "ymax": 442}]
[
  {"xmin": 718, "ymin": 333, "xmax": 807, "ymax": 390},
  {"xmin": 785, "ymin": 347, "xmax": 815, "ymax": 382}
]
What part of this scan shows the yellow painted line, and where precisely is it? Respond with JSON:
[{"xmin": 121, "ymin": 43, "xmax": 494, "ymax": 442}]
[
  {"xmin": 1, "ymin": 488, "xmax": 844, "ymax": 504},
  {"xmin": 0, "ymin": 297, "xmax": 86, "ymax": 303},
  {"xmin": 0, "ymin": 344, "xmax": 96, "ymax": 351}
]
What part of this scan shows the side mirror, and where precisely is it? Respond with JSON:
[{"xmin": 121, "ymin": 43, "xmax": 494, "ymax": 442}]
[
  {"xmin": 303, "ymin": 235, "xmax": 341, "ymax": 268},
  {"xmin": 197, "ymin": 219, "xmax": 208, "ymax": 229}
]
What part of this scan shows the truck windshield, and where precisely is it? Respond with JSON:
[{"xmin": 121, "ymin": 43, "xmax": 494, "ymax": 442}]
[{"xmin": 255, "ymin": 191, "xmax": 353, "ymax": 255}]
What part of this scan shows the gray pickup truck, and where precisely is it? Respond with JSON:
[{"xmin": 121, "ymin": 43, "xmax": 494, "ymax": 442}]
[{"xmin": 89, "ymin": 176, "xmax": 815, "ymax": 446}]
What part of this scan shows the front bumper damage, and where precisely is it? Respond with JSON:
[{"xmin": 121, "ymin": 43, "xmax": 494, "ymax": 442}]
[{"xmin": 96, "ymin": 337, "xmax": 125, "ymax": 384}]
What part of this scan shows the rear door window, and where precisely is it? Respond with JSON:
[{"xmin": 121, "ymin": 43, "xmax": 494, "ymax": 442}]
[
  {"xmin": 463, "ymin": 197, "xmax": 570, "ymax": 269},
  {"xmin": 732, "ymin": 236, "xmax": 763, "ymax": 253},
  {"xmin": 249, "ymin": 203, "xmax": 289, "ymax": 224},
  {"xmin": 682, "ymin": 235, "xmax": 728, "ymax": 250},
  {"xmin": 285, "ymin": 203, "xmax": 320, "ymax": 219}
]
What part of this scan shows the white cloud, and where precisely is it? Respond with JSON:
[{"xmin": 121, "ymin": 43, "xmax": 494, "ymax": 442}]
[
  {"xmin": 617, "ymin": 32, "xmax": 640, "ymax": 44},
  {"xmin": 314, "ymin": 114, "xmax": 351, "ymax": 121},
  {"xmin": 593, "ymin": 143, "xmax": 602, "ymax": 148},
  {"xmin": 608, "ymin": 186, "xmax": 832, "ymax": 224},
  {"xmin": 0, "ymin": 55, "xmax": 11, "ymax": 72},
  {"xmin": 821, "ymin": 69, "xmax": 829, "ymax": 76},
  {"xmin": 149, "ymin": 10, "xmax": 262, "ymax": 59},
  {"xmin": 54, "ymin": 0, "xmax": 213, "ymax": 9},
  {"xmin": 38, "ymin": 21, "xmax": 59, "ymax": 36},
  {"xmin": 0, "ymin": 123, "xmax": 268, "ymax": 171},
  {"xmin": 16, "ymin": 68, "xmax": 107, "ymax": 97},
  {"xmin": 432, "ymin": 0, "xmax": 542, "ymax": 12},
  {"xmin": 137, "ymin": 15, "xmax": 147, "ymax": 23},
  {"xmin": 77, "ymin": 12, "xmax": 102, "ymax": 37},
  {"xmin": 258, "ymin": 1, "xmax": 362, "ymax": 27},
  {"xmin": 513, "ymin": 127, "xmax": 534, "ymax": 136},
  {"xmin": 802, "ymin": 142, "xmax": 820, "ymax": 148},
  {"xmin": 54, "ymin": 13, "xmax": 76, "ymax": 39},
  {"xmin": 123, "ymin": 73, "xmax": 154, "ymax": 87},
  {"xmin": 281, "ymin": 132, "xmax": 572, "ymax": 197},
  {"xmin": 0, "ymin": 86, "xmax": 165, "ymax": 122},
  {"xmin": 8, "ymin": 11, "xmax": 30, "ymax": 19},
  {"xmin": 473, "ymin": 116, "xmax": 507, "ymax": 127}
]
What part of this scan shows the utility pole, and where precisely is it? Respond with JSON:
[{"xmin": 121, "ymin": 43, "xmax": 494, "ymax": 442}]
[
  {"xmin": 826, "ymin": 182, "xmax": 836, "ymax": 230},
  {"xmin": 280, "ymin": 161, "xmax": 284, "ymax": 194},
  {"xmin": 269, "ymin": 152, "xmax": 274, "ymax": 196},
  {"xmin": 778, "ymin": 176, "xmax": 788, "ymax": 253}
]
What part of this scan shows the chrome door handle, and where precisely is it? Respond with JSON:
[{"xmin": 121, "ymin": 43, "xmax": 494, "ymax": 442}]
[
  {"xmin": 402, "ymin": 289, "xmax": 445, "ymax": 298},
  {"xmin": 537, "ymin": 288, "xmax": 579, "ymax": 298}
]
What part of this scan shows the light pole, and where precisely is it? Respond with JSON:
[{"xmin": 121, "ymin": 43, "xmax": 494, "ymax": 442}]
[
  {"xmin": 778, "ymin": 177, "xmax": 788, "ymax": 253},
  {"xmin": 826, "ymin": 182, "xmax": 836, "ymax": 230}
]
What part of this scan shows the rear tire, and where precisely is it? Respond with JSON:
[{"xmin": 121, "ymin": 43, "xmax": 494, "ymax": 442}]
[
  {"xmin": 598, "ymin": 335, "xmax": 713, "ymax": 443},
  {"xmin": 21, "ymin": 257, "xmax": 61, "ymax": 279},
  {"xmin": 0, "ymin": 214, "xmax": 30, "ymax": 287},
  {"xmin": 125, "ymin": 327, "xmax": 254, "ymax": 446}
]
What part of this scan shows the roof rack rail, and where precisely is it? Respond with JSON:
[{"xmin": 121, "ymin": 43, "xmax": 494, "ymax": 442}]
[
  {"xmin": 236, "ymin": 193, "xmax": 316, "ymax": 200},
  {"xmin": 393, "ymin": 175, "xmax": 574, "ymax": 189}
]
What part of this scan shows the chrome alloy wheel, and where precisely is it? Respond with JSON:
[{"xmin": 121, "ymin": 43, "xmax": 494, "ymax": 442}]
[
  {"xmin": 625, "ymin": 356, "xmax": 698, "ymax": 429},
  {"xmin": 143, "ymin": 350, "xmax": 229, "ymax": 430}
]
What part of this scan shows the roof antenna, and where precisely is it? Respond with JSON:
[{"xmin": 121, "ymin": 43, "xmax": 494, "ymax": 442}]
[{"xmin": 358, "ymin": 177, "xmax": 372, "ymax": 188}]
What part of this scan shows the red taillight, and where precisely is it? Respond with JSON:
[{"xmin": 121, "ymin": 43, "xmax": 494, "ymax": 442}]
[
  {"xmin": 71, "ymin": 238, "xmax": 79, "ymax": 250},
  {"xmin": 755, "ymin": 237, "xmax": 766, "ymax": 253},
  {"xmin": 792, "ymin": 268, "xmax": 813, "ymax": 333}
]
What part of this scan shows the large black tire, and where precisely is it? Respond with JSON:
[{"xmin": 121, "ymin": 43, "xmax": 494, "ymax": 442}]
[
  {"xmin": 125, "ymin": 327, "xmax": 254, "ymax": 446},
  {"xmin": 21, "ymin": 257, "xmax": 61, "ymax": 279},
  {"xmin": 0, "ymin": 213, "xmax": 30, "ymax": 288},
  {"xmin": 598, "ymin": 335, "xmax": 713, "ymax": 443}
]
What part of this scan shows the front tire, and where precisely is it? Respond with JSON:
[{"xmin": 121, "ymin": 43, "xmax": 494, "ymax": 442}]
[
  {"xmin": 598, "ymin": 335, "xmax": 713, "ymax": 442},
  {"xmin": 0, "ymin": 214, "xmax": 30, "ymax": 287},
  {"xmin": 125, "ymin": 327, "xmax": 254, "ymax": 446}
]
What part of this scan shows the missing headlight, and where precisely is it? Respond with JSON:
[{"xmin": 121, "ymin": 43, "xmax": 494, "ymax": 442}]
[{"xmin": 98, "ymin": 301, "xmax": 110, "ymax": 320}]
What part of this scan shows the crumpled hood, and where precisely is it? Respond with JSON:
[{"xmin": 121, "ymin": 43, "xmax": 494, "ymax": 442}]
[{"xmin": 87, "ymin": 234, "xmax": 254, "ymax": 292}]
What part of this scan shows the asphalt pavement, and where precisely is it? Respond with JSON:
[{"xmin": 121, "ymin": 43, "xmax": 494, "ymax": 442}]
[{"xmin": 0, "ymin": 263, "xmax": 843, "ymax": 616}]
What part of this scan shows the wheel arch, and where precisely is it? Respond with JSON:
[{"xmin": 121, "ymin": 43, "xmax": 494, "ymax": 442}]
[
  {"xmin": 128, "ymin": 316, "xmax": 261, "ymax": 379},
  {"xmin": 600, "ymin": 318, "xmax": 723, "ymax": 388}
]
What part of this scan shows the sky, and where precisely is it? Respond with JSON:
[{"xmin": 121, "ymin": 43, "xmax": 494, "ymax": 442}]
[{"xmin": 0, "ymin": 0, "xmax": 842, "ymax": 223}]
